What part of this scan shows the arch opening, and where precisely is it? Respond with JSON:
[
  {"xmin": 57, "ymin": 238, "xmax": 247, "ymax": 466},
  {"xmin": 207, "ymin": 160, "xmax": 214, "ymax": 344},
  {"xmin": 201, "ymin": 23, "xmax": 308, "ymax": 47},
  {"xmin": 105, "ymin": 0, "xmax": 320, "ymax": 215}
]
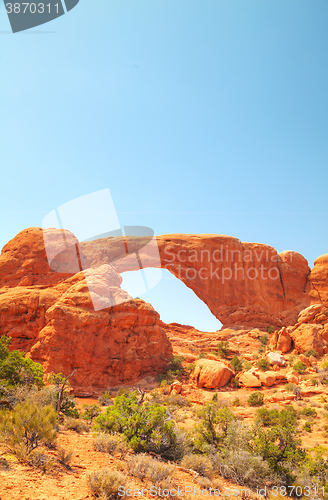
[{"xmin": 121, "ymin": 268, "xmax": 222, "ymax": 332}]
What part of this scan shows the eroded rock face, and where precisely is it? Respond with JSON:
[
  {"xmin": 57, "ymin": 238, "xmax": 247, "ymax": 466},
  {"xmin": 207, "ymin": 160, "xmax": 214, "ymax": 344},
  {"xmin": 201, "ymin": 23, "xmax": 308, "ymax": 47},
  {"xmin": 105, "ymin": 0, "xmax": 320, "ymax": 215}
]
[
  {"xmin": 30, "ymin": 270, "xmax": 172, "ymax": 395},
  {"xmin": 0, "ymin": 228, "xmax": 172, "ymax": 392},
  {"xmin": 290, "ymin": 324, "xmax": 327, "ymax": 356},
  {"xmin": 1, "ymin": 226, "xmax": 328, "ymax": 392},
  {"xmin": 82, "ymin": 234, "xmax": 327, "ymax": 328}
]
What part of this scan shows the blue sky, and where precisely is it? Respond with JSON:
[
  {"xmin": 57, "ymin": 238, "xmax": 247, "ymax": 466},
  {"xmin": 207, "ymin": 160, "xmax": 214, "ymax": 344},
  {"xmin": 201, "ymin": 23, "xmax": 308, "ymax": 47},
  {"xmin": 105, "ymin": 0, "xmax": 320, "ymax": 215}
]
[{"xmin": 1, "ymin": 0, "xmax": 328, "ymax": 330}]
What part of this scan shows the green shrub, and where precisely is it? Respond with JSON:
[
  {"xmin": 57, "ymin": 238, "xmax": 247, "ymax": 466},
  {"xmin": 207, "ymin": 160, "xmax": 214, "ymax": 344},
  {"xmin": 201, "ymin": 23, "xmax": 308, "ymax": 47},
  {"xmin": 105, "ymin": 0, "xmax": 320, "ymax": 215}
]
[
  {"xmin": 64, "ymin": 417, "xmax": 89, "ymax": 433},
  {"xmin": 158, "ymin": 356, "xmax": 184, "ymax": 383},
  {"xmin": 232, "ymin": 397, "xmax": 240, "ymax": 407},
  {"xmin": 194, "ymin": 402, "xmax": 236, "ymax": 450},
  {"xmin": 311, "ymin": 378, "xmax": 319, "ymax": 386},
  {"xmin": 251, "ymin": 407, "xmax": 305, "ymax": 481},
  {"xmin": 230, "ymin": 356, "xmax": 243, "ymax": 372},
  {"xmin": 0, "ymin": 336, "xmax": 44, "ymax": 389},
  {"xmin": 129, "ymin": 453, "xmax": 175, "ymax": 482},
  {"xmin": 98, "ymin": 391, "xmax": 113, "ymax": 406},
  {"xmin": 94, "ymin": 391, "xmax": 178, "ymax": 459},
  {"xmin": 198, "ymin": 353, "xmax": 208, "ymax": 359},
  {"xmin": 256, "ymin": 359, "xmax": 271, "ymax": 372},
  {"xmin": 304, "ymin": 349, "xmax": 318, "ymax": 358},
  {"xmin": 180, "ymin": 454, "xmax": 213, "ymax": 477},
  {"xmin": 57, "ymin": 446, "xmax": 75, "ymax": 468},
  {"xmin": 293, "ymin": 362, "xmax": 307, "ymax": 374},
  {"xmin": 93, "ymin": 433, "xmax": 128, "ymax": 456},
  {"xmin": 0, "ymin": 401, "xmax": 57, "ymax": 458},
  {"xmin": 266, "ymin": 327, "xmax": 274, "ymax": 334},
  {"xmin": 233, "ymin": 377, "xmax": 240, "ymax": 388},
  {"xmin": 256, "ymin": 406, "xmax": 298, "ymax": 427},
  {"xmin": 86, "ymin": 468, "xmax": 127, "ymax": 499},
  {"xmin": 217, "ymin": 342, "xmax": 230, "ymax": 358},
  {"xmin": 259, "ymin": 335, "xmax": 269, "ymax": 346},
  {"xmin": 185, "ymin": 363, "xmax": 195, "ymax": 374},
  {"xmin": 300, "ymin": 407, "xmax": 317, "ymax": 418},
  {"xmin": 284, "ymin": 382, "xmax": 298, "ymax": 393},
  {"xmin": 242, "ymin": 359, "xmax": 252, "ymax": 371},
  {"xmin": 303, "ymin": 422, "xmax": 312, "ymax": 433},
  {"xmin": 82, "ymin": 404, "xmax": 101, "ymax": 423},
  {"xmin": 248, "ymin": 392, "xmax": 264, "ymax": 407}
]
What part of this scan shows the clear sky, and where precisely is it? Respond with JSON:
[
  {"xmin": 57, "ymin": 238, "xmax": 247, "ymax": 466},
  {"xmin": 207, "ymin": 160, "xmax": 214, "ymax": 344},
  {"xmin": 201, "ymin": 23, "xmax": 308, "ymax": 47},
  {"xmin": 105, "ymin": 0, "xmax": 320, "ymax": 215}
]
[{"xmin": 1, "ymin": 0, "xmax": 328, "ymax": 331}]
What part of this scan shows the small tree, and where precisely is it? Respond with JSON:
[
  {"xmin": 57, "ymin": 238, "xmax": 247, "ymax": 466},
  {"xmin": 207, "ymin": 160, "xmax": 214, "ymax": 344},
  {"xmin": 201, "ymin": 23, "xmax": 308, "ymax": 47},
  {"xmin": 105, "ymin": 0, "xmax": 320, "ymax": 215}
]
[
  {"xmin": 0, "ymin": 336, "xmax": 44, "ymax": 389},
  {"xmin": 194, "ymin": 401, "xmax": 236, "ymax": 450},
  {"xmin": 82, "ymin": 404, "xmax": 101, "ymax": 423},
  {"xmin": 230, "ymin": 355, "xmax": 243, "ymax": 372},
  {"xmin": 48, "ymin": 371, "xmax": 78, "ymax": 417},
  {"xmin": 250, "ymin": 406, "xmax": 305, "ymax": 482}
]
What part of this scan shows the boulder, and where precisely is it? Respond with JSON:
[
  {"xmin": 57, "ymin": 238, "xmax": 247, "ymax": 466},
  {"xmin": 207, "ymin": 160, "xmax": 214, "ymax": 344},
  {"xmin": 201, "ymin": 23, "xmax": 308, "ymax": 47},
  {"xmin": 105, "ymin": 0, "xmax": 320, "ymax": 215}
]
[
  {"xmin": 308, "ymin": 254, "xmax": 328, "ymax": 306},
  {"xmin": 267, "ymin": 352, "xmax": 287, "ymax": 366},
  {"xmin": 290, "ymin": 324, "xmax": 327, "ymax": 356},
  {"xmin": 287, "ymin": 373, "xmax": 299, "ymax": 384},
  {"xmin": 309, "ymin": 355, "xmax": 318, "ymax": 366},
  {"xmin": 170, "ymin": 381, "xmax": 182, "ymax": 395},
  {"xmin": 194, "ymin": 359, "xmax": 233, "ymax": 388},
  {"xmin": 299, "ymin": 354, "xmax": 311, "ymax": 367},
  {"xmin": 297, "ymin": 304, "xmax": 326, "ymax": 324},
  {"xmin": 277, "ymin": 331, "xmax": 292, "ymax": 353},
  {"xmin": 239, "ymin": 371, "xmax": 261, "ymax": 388},
  {"xmin": 258, "ymin": 371, "xmax": 276, "ymax": 387}
]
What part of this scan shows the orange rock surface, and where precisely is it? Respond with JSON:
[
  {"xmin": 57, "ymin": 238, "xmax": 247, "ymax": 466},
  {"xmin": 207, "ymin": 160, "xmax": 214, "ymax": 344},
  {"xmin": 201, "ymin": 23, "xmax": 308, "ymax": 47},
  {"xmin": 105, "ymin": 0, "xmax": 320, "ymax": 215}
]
[
  {"xmin": 82, "ymin": 233, "xmax": 327, "ymax": 328},
  {"xmin": 1, "ymin": 227, "xmax": 328, "ymax": 392},
  {"xmin": 0, "ymin": 228, "xmax": 172, "ymax": 393},
  {"xmin": 193, "ymin": 359, "xmax": 233, "ymax": 388}
]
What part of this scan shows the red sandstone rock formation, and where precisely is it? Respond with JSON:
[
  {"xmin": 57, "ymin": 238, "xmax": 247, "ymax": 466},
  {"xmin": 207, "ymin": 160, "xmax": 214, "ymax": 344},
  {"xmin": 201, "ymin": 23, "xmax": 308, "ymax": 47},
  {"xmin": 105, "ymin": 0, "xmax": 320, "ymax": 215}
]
[
  {"xmin": 30, "ymin": 269, "xmax": 172, "ymax": 396},
  {"xmin": 82, "ymin": 234, "xmax": 327, "ymax": 328},
  {"xmin": 0, "ymin": 228, "xmax": 172, "ymax": 393},
  {"xmin": 1, "ymin": 227, "xmax": 328, "ymax": 392}
]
